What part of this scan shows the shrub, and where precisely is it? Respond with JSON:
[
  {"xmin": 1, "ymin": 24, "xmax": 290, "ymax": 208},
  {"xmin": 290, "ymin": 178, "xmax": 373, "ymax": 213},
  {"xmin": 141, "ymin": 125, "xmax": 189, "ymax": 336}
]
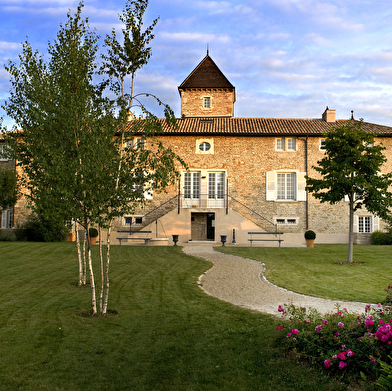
[
  {"xmin": 372, "ymin": 230, "xmax": 392, "ymax": 245},
  {"xmin": 88, "ymin": 227, "xmax": 98, "ymax": 238},
  {"xmin": 0, "ymin": 229, "xmax": 17, "ymax": 241},
  {"xmin": 24, "ymin": 213, "xmax": 69, "ymax": 242},
  {"xmin": 276, "ymin": 301, "xmax": 392, "ymax": 386},
  {"xmin": 304, "ymin": 230, "xmax": 316, "ymax": 240}
]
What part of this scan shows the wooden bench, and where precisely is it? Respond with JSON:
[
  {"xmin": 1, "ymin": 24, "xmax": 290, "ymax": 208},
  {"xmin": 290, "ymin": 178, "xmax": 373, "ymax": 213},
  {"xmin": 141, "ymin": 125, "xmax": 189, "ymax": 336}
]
[
  {"xmin": 248, "ymin": 232, "xmax": 284, "ymax": 247},
  {"xmin": 116, "ymin": 230, "xmax": 152, "ymax": 245}
]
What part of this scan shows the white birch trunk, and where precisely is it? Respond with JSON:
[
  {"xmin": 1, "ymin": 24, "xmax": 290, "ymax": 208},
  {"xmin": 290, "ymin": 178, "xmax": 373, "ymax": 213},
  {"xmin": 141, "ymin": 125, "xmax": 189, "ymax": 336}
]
[
  {"xmin": 347, "ymin": 199, "xmax": 354, "ymax": 263},
  {"xmin": 102, "ymin": 225, "xmax": 111, "ymax": 315},
  {"xmin": 75, "ymin": 222, "xmax": 83, "ymax": 286},
  {"xmin": 82, "ymin": 228, "xmax": 87, "ymax": 285},
  {"xmin": 99, "ymin": 226, "xmax": 104, "ymax": 313},
  {"xmin": 85, "ymin": 221, "xmax": 97, "ymax": 315}
]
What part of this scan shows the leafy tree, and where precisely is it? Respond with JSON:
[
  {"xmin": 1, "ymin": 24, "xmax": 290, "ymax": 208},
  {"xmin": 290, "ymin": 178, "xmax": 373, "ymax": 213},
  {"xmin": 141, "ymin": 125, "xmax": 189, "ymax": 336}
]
[
  {"xmin": 0, "ymin": 166, "xmax": 19, "ymax": 212},
  {"xmin": 306, "ymin": 120, "xmax": 392, "ymax": 263},
  {"xmin": 3, "ymin": 1, "xmax": 185, "ymax": 315},
  {"xmin": 98, "ymin": 0, "xmax": 186, "ymax": 315}
]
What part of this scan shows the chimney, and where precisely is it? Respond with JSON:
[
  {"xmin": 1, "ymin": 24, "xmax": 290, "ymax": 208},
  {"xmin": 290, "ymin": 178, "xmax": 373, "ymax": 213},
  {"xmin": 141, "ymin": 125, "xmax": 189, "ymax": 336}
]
[{"xmin": 322, "ymin": 106, "xmax": 336, "ymax": 123}]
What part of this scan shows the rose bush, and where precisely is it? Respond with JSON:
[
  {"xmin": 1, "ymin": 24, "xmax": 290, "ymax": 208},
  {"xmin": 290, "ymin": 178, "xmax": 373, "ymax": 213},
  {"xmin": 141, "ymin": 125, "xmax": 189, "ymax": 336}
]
[{"xmin": 276, "ymin": 300, "xmax": 392, "ymax": 386}]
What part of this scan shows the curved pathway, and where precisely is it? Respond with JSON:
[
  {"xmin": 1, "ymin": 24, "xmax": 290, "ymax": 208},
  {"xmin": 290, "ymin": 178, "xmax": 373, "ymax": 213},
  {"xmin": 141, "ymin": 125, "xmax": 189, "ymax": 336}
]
[{"xmin": 182, "ymin": 245, "xmax": 372, "ymax": 316}]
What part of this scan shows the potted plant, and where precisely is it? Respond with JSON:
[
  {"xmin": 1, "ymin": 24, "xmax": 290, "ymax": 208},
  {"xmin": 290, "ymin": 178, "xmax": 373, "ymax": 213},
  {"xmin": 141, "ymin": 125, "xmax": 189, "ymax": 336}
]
[
  {"xmin": 89, "ymin": 227, "xmax": 98, "ymax": 245},
  {"xmin": 304, "ymin": 230, "xmax": 316, "ymax": 247}
]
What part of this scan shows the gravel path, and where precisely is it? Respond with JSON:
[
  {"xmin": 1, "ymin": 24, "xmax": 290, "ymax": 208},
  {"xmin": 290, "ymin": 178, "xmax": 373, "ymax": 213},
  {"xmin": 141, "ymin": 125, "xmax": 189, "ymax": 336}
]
[{"xmin": 183, "ymin": 245, "xmax": 372, "ymax": 316}]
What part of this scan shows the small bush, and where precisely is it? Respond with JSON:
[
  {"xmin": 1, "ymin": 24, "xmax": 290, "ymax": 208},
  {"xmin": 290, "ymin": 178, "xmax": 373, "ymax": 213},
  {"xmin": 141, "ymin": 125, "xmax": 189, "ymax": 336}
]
[
  {"xmin": 371, "ymin": 231, "xmax": 392, "ymax": 245},
  {"xmin": 304, "ymin": 230, "xmax": 316, "ymax": 240},
  {"xmin": 276, "ymin": 301, "xmax": 392, "ymax": 386},
  {"xmin": 88, "ymin": 227, "xmax": 98, "ymax": 238},
  {"xmin": 24, "ymin": 214, "xmax": 69, "ymax": 242},
  {"xmin": 0, "ymin": 229, "xmax": 17, "ymax": 241}
]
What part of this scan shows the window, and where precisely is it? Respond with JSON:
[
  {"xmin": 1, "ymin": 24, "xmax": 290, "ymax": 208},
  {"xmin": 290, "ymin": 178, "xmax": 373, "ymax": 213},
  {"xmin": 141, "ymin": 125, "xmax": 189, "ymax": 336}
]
[
  {"xmin": 203, "ymin": 97, "xmax": 211, "ymax": 109},
  {"xmin": 277, "ymin": 173, "xmax": 296, "ymax": 200},
  {"xmin": 199, "ymin": 142, "xmax": 211, "ymax": 152},
  {"xmin": 320, "ymin": 139, "xmax": 326, "ymax": 150},
  {"xmin": 358, "ymin": 216, "xmax": 371, "ymax": 233},
  {"xmin": 125, "ymin": 216, "xmax": 143, "ymax": 226},
  {"xmin": 1, "ymin": 209, "xmax": 13, "ymax": 228},
  {"xmin": 276, "ymin": 137, "xmax": 296, "ymax": 151},
  {"xmin": 266, "ymin": 171, "xmax": 306, "ymax": 201},
  {"xmin": 275, "ymin": 217, "xmax": 298, "ymax": 225},
  {"xmin": 208, "ymin": 172, "xmax": 225, "ymax": 207},
  {"xmin": 0, "ymin": 145, "xmax": 10, "ymax": 161},
  {"xmin": 184, "ymin": 172, "xmax": 201, "ymax": 200},
  {"xmin": 196, "ymin": 139, "xmax": 214, "ymax": 154}
]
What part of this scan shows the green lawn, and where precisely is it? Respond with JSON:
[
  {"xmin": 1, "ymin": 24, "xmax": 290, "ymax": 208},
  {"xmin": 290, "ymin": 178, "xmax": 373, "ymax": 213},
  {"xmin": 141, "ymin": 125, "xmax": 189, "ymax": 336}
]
[
  {"xmin": 0, "ymin": 242, "xmax": 348, "ymax": 391},
  {"xmin": 217, "ymin": 244, "xmax": 392, "ymax": 303}
]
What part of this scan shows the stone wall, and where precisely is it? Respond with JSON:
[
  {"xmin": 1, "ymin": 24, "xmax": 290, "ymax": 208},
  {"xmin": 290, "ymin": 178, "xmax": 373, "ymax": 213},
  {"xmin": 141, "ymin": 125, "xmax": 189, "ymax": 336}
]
[{"xmin": 180, "ymin": 89, "xmax": 235, "ymax": 117}]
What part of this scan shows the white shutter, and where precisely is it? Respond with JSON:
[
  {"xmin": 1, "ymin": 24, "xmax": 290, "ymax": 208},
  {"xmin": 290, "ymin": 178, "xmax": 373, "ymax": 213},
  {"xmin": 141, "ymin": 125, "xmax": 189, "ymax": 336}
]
[
  {"xmin": 297, "ymin": 172, "xmax": 306, "ymax": 201},
  {"xmin": 353, "ymin": 215, "xmax": 358, "ymax": 233},
  {"xmin": 373, "ymin": 216, "xmax": 379, "ymax": 232},
  {"xmin": 1, "ymin": 211, "xmax": 6, "ymax": 229},
  {"xmin": 266, "ymin": 172, "xmax": 276, "ymax": 201}
]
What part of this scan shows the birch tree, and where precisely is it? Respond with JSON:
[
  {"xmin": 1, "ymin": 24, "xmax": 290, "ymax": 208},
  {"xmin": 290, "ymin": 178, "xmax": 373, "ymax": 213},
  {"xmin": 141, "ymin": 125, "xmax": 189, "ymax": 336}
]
[
  {"xmin": 306, "ymin": 120, "xmax": 392, "ymax": 263},
  {"xmin": 98, "ymin": 0, "xmax": 186, "ymax": 315},
  {"xmin": 3, "ymin": 1, "xmax": 185, "ymax": 315}
]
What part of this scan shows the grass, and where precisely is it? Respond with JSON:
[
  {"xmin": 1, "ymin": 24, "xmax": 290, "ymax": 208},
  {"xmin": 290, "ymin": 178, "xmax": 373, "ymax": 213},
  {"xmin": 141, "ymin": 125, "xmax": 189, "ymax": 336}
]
[
  {"xmin": 0, "ymin": 242, "xmax": 349, "ymax": 391},
  {"xmin": 217, "ymin": 244, "xmax": 392, "ymax": 303}
]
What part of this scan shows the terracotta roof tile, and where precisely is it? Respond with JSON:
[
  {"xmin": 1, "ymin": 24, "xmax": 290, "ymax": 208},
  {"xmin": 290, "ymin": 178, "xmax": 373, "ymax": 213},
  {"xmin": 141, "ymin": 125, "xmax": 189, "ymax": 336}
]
[{"xmin": 156, "ymin": 117, "xmax": 392, "ymax": 137}]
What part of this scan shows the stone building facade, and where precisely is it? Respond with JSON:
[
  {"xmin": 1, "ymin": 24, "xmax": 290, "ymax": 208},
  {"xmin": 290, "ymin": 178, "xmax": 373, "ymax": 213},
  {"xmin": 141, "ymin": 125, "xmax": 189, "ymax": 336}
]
[
  {"xmin": 6, "ymin": 52, "xmax": 392, "ymax": 246},
  {"xmin": 110, "ymin": 53, "xmax": 392, "ymax": 246}
]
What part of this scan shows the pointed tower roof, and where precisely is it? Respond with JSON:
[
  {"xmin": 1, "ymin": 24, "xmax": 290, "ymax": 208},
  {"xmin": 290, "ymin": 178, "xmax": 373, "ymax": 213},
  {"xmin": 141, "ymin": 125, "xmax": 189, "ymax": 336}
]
[{"xmin": 178, "ymin": 54, "xmax": 234, "ymax": 90}]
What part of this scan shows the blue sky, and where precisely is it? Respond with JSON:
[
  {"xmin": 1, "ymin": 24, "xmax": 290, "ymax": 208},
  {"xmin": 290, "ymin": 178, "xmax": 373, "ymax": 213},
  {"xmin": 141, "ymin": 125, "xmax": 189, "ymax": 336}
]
[{"xmin": 1, "ymin": 0, "xmax": 392, "ymax": 128}]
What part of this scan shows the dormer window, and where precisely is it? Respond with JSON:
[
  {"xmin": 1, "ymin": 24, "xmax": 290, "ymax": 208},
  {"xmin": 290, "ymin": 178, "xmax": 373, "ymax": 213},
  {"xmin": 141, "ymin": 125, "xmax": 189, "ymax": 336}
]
[
  {"xmin": 203, "ymin": 97, "xmax": 211, "ymax": 109},
  {"xmin": 276, "ymin": 137, "xmax": 296, "ymax": 151}
]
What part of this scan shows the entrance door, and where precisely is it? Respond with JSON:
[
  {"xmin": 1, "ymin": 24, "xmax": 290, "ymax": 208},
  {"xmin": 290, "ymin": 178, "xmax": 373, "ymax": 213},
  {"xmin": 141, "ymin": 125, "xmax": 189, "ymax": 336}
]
[
  {"xmin": 191, "ymin": 213, "xmax": 215, "ymax": 241},
  {"xmin": 206, "ymin": 213, "xmax": 215, "ymax": 240}
]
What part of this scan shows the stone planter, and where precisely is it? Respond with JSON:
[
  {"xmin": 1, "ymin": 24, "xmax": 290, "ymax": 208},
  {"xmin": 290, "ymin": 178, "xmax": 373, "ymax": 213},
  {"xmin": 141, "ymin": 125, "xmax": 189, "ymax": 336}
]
[{"xmin": 149, "ymin": 238, "xmax": 169, "ymax": 246}]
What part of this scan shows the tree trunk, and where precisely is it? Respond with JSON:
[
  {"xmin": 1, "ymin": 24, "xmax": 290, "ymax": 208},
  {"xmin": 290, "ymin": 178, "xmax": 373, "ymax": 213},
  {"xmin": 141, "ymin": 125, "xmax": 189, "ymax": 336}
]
[
  {"xmin": 102, "ymin": 225, "xmax": 111, "ymax": 315},
  {"xmin": 99, "ymin": 225, "xmax": 104, "ymax": 313},
  {"xmin": 347, "ymin": 199, "xmax": 354, "ymax": 263},
  {"xmin": 75, "ymin": 222, "xmax": 83, "ymax": 286},
  {"xmin": 82, "ymin": 228, "xmax": 87, "ymax": 285},
  {"xmin": 85, "ymin": 220, "xmax": 97, "ymax": 315}
]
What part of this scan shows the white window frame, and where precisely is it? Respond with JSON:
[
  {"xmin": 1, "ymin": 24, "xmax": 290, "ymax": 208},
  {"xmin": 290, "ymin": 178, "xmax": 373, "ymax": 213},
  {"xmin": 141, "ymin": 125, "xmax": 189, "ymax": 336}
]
[
  {"xmin": 354, "ymin": 215, "xmax": 378, "ymax": 233},
  {"xmin": 319, "ymin": 138, "xmax": 326, "ymax": 150},
  {"xmin": 1, "ymin": 209, "xmax": 13, "ymax": 228},
  {"xmin": 124, "ymin": 215, "xmax": 144, "ymax": 227},
  {"xmin": 203, "ymin": 97, "xmax": 211, "ymax": 109},
  {"xmin": 266, "ymin": 171, "xmax": 306, "ymax": 202},
  {"xmin": 196, "ymin": 139, "xmax": 214, "ymax": 155},
  {"xmin": 0, "ymin": 145, "xmax": 11, "ymax": 161},
  {"xmin": 274, "ymin": 217, "xmax": 298, "ymax": 225},
  {"xmin": 275, "ymin": 137, "xmax": 297, "ymax": 151}
]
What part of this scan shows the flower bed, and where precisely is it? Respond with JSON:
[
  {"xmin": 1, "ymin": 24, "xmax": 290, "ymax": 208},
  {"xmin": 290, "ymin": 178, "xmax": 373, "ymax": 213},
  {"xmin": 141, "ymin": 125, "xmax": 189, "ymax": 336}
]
[{"xmin": 276, "ymin": 300, "xmax": 392, "ymax": 388}]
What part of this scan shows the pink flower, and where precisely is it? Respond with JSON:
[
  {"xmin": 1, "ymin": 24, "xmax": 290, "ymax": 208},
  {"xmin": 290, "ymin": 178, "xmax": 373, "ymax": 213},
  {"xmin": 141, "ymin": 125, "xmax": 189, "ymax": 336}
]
[
  {"xmin": 322, "ymin": 319, "xmax": 328, "ymax": 325},
  {"xmin": 347, "ymin": 350, "xmax": 354, "ymax": 357},
  {"xmin": 379, "ymin": 303, "xmax": 382, "ymax": 308},
  {"xmin": 286, "ymin": 333, "xmax": 292, "ymax": 338},
  {"xmin": 365, "ymin": 317, "xmax": 374, "ymax": 327},
  {"xmin": 338, "ymin": 322, "xmax": 344, "ymax": 328},
  {"xmin": 365, "ymin": 304, "xmax": 371, "ymax": 313},
  {"xmin": 276, "ymin": 325, "xmax": 283, "ymax": 331},
  {"xmin": 380, "ymin": 320, "xmax": 385, "ymax": 325},
  {"xmin": 291, "ymin": 329, "xmax": 299, "ymax": 335},
  {"xmin": 332, "ymin": 355, "xmax": 338, "ymax": 360},
  {"xmin": 278, "ymin": 305, "xmax": 285, "ymax": 314},
  {"xmin": 293, "ymin": 337, "xmax": 297, "ymax": 342},
  {"xmin": 304, "ymin": 319, "xmax": 310, "ymax": 324},
  {"xmin": 339, "ymin": 361, "xmax": 348, "ymax": 370},
  {"xmin": 337, "ymin": 352, "xmax": 347, "ymax": 360},
  {"xmin": 315, "ymin": 325, "xmax": 323, "ymax": 333},
  {"xmin": 369, "ymin": 357, "xmax": 376, "ymax": 364},
  {"xmin": 324, "ymin": 359, "xmax": 331, "ymax": 368}
]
